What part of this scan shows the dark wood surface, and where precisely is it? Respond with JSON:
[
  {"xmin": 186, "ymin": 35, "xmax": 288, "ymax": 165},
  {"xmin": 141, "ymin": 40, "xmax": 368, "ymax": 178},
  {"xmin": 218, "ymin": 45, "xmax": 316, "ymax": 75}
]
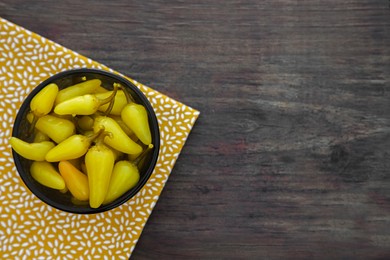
[{"xmin": 1, "ymin": 1, "xmax": 389, "ymax": 259}]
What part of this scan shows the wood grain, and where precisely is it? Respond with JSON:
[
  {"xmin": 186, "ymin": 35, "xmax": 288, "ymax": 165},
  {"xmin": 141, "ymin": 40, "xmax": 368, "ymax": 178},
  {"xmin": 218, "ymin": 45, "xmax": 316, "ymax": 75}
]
[{"xmin": 1, "ymin": 0, "xmax": 389, "ymax": 259}]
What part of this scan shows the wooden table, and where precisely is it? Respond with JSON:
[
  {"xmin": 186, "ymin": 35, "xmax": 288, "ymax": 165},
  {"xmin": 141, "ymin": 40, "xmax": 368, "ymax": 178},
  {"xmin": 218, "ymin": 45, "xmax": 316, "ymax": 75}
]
[{"xmin": 1, "ymin": 1, "xmax": 389, "ymax": 258}]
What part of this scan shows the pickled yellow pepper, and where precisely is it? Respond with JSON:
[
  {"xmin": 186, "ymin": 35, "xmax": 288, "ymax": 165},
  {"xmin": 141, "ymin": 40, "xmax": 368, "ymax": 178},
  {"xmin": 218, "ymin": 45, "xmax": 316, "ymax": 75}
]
[
  {"xmin": 30, "ymin": 83, "xmax": 59, "ymax": 118},
  {"xmin": 85, "ymin": 132, "xmax": 115, "ymax": 208},
  {"xmin": 10, "ymin": 137, "xmax": 55, "ymax": 161},
  {"xmin": 104, "ymin": 144, "xmax": 153, "ymax": 204},
  {"xmin": 55, "ymin": 79, "xmax": 101, "ymax": 105},
  {"xmin": 30, "ymin": 161, "xmax": 66, "ymax": 190},
  {"xmin": 93, "ymin": 116, "xmax": 142, "ymax": 155},
  {"xmin": 29, "ymin": 83, "xmax": 59, "ymax": 133},
  {"xmin": 77, "ymin": 115, "xmax": 94, "ymax": 131},
  {"xmin": 120, "ymin": 86, "xmax": 152, "ymax": 145},
  {"xmin": 54, "ymin": 85, "xmax": 118, "ymax": 116},
  {"xmin": 35, "ymin": 115, "xmax": 75, "ymax": 143},
  {"xmin": 45, "ymin": 128, "xmax": 103, "ymax": 162},
  {"xmin": 59, "ymin": 161, "xmax": 89, "ymax": 201},
  {"xmin": 103, "ymin": 161, "xmax": 139, "ymax": 204}
]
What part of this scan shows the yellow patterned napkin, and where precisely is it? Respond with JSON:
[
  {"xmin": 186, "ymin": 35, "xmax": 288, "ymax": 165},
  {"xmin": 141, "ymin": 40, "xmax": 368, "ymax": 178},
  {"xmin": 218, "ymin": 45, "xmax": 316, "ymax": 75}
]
[{"xmin": 0, "ymin": 17, "xmax": 199, "ymax": 259}]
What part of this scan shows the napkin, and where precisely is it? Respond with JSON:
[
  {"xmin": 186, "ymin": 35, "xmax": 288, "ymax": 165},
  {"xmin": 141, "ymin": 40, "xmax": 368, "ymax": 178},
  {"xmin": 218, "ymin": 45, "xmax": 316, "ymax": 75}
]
[{"xmin": 0, "ymin": 17, "xmax": 199, "ymax": 259}]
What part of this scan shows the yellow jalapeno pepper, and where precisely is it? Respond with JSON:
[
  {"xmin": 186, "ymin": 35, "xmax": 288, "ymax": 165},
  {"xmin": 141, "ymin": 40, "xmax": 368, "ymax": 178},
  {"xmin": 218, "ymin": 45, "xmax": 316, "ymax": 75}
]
[
  {"xmin": 54, "ymin": 85, "xmax": 118, "ymax": 116},
  {"xmin": 28, "ymin": 83, "xmax": 59, "ymax": 132},
  {"xmin": 103, "ymin": 160, "xmax": 139, "ymax": 204},
  {"xmin": 93, "ymin": 116, "xmax": 142, "ymax": 155},
  {"xmin": 45, "ymin": 128, "xmax": 103, "ymax": 162},
  {"xmin": 35, "ymin": 115, "xmax": 76, "ymax": 143},
  {"xmin": 9, "ymin": 137, "xmax": 55, "ymax": 161},
  {"xmin": 30, "ymin": 161, "xmax": 66, "ymax": 190},
  {"xmin": 59, "ymin": 161, "xmax": 89, "ymax": 201},
  {"xmin": 104, "ymin": 144, "xmax": 153, "ymax": 204},
  {"xmin": 120, "ymin": 87, "xmax": 152, "ymax": 145},
  {"xmin": 55, "ymin": 79, "xmax": 101, "ymax": 105},
  {"xmin": 30, "ymin": 83, "xmax": 59, "ymax": 118},
  {"xmin": 77, "ymin": 115, "xmax": 94, "ymax": 131},
  {"xmin": 85, "ymin": 132, "xmax": 115, "ymax": 208}
]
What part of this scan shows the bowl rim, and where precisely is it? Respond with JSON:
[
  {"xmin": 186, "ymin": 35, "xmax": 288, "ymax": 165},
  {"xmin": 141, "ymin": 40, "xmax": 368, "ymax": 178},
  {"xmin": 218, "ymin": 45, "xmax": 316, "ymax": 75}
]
[{"xmin": 12, "ymin": 68, "xmax": 160, "ymax": 214}]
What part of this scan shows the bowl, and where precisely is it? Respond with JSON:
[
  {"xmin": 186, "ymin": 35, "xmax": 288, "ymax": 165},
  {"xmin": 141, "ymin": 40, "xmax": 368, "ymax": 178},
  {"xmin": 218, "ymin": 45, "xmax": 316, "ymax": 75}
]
[{"xmin": 12, "ymin": 68, "xmax": 160, "ymax": 214}]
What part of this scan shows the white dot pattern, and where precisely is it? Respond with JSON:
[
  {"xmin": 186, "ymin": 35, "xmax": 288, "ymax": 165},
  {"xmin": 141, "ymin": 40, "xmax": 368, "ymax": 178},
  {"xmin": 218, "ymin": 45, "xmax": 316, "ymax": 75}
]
[{"xmin": 0, "ymin": 17, "xmax": 199, "ymax": 259}]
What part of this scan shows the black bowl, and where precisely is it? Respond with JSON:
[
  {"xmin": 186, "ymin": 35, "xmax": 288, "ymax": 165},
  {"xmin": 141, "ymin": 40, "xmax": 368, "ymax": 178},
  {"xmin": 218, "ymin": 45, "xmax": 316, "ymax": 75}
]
[{"xmin": 12, "ymin": 68, "xmax": 160, "ymax": 214}]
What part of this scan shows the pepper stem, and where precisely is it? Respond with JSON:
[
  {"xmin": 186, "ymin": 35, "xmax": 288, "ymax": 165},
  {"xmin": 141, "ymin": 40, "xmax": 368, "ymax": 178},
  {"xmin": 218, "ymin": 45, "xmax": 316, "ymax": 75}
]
[
  {"xmin": 98, "ymin": 84, "xmax": 118, "ymax": 108},
  {"xmin": 103, "ymin": 84, "xmax": 119, "ymax": 116},
  {"xmin": 134, "ymin": 144, "xmax": 154, "ymax": 166},
  {"xmin": 86, "ymin": 127, "xmax": 104, "ymax": 143},
  {"xmin": 94, "ymin": 127, "xmax": 113, "ymax": 146},
  {"xmin": 118, "ymin": 83, "xmax": 135, "ymax": 104}
]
